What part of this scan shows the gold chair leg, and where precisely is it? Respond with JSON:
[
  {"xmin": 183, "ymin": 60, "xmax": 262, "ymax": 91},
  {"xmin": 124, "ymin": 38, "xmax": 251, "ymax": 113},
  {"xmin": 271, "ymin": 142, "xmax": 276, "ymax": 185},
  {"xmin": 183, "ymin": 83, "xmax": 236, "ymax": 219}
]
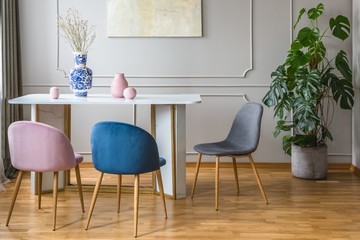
[
  {"xmin": 38, "ymin": 172, "xmax": 42, "ymax": 209},
  {"xmin": 74, "ymin": 164, "xmax": 85, "ymax": 213},
  {"xmin": 215, "ymin": 155, "xmax": 220, "ymax": 211},
  {"xmin": 134, "ymin": 174, "xmax": 140, "ymax": 238},
  {"xmin": 156, "ymin": 170, "xmax": 167, "ymax": 219},
  {"xmin": 191, "ymin": 153, "xmax": 202, "ymax": 198},
  {"xmin": 117, "ymin": 174, "xmax": 122, "ymax": 213},
  {"xmin": 232, "ymin": 157, "xmax": 240, "ymax": 193},
  {"xmin": 6, "ymin": 170, "xmax": 24, "ymax": 226},
  {"xmin": 248, "ymin": 154, "xmax": 268, "ymax": 204},
  {"xmin": 85, "ymin": 172, "xmax": 104, "ymax": 230},
  {"xmin": 53, "ymin": 172, "xmax": 59, "ymax": 231}
]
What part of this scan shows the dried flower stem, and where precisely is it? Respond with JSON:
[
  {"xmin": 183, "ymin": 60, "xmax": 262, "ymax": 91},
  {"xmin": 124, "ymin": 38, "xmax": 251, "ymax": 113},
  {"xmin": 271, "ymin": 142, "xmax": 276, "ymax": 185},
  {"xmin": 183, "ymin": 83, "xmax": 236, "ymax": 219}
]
[{"xmin": 58, "ymin": 8, "xmax": 96, "ymax": 52}]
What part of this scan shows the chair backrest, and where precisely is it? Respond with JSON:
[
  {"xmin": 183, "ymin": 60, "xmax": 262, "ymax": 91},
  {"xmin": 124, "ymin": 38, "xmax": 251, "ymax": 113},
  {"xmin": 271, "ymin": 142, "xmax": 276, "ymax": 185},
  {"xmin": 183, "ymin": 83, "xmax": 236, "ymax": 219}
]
[
  {"xmin": 8, "ymin": 121, "xmax": 77, "ymax": 172},
  {"xmin": 225, "ymin": 102, "xmax": 263, "ymax": 153},
  {"xmin": 91, "ymin": 121, "xmax": 160, "ymax": 174}
]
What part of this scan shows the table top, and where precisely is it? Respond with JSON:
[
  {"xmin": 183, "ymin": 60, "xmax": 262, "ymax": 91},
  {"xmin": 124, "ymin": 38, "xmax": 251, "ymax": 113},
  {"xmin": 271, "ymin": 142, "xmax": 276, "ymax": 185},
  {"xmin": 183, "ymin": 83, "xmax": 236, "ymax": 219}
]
[{"xmin": 9, "ymin": 94, "xmax": 202, "ymax": 105}]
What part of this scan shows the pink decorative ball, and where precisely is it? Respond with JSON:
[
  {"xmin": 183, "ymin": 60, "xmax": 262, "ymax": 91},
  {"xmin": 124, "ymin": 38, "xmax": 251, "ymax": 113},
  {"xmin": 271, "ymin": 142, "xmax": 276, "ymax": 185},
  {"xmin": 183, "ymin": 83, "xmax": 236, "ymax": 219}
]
[
  {"xmin": 50, "ymin": 87, "xmax": 60, "ymax": 99},
  {"xmin": 123, "ymin": 87, "xmax": 137, "ymax": 99}
]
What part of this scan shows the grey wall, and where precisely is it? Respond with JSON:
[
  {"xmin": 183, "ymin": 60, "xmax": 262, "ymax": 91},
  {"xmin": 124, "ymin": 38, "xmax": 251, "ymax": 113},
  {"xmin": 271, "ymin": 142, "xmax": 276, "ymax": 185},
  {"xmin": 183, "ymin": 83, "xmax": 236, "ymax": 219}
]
[{"xmin": 18, "ymin": 0, "xmax": 353, "ymax": 164}]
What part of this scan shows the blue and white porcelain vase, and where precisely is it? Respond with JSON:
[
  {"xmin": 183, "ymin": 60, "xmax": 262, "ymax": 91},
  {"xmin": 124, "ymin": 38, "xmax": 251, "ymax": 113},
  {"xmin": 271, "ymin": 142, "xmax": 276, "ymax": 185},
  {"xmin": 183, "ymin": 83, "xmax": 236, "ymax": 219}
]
[{"xmin": 69, "ymin": 52, "xmax": 93, "ymax": 97}]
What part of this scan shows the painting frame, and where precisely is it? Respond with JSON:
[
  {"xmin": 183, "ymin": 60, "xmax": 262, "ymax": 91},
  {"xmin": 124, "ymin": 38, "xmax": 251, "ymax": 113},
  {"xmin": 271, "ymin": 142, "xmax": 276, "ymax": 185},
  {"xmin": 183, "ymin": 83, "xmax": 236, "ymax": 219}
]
[{"xmin": 107, "ymin": 0, "xmax": 203, "ymax": 37}]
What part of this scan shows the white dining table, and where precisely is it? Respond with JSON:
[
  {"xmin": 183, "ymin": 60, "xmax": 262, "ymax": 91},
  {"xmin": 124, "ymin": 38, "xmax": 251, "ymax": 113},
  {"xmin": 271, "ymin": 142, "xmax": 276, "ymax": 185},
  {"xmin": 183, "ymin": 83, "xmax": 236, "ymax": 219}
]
[{"xmin": 9, "ymin": 93, "xmax": 202, "ymax": 199}]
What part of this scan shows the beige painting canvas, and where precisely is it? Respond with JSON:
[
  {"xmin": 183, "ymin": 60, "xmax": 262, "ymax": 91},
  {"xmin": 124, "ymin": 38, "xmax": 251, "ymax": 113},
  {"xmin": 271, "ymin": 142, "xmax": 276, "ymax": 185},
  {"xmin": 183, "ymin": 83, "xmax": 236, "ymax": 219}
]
[{"xmin": 107, "ymin": 0, "xmax": 202, "ymax": 37}]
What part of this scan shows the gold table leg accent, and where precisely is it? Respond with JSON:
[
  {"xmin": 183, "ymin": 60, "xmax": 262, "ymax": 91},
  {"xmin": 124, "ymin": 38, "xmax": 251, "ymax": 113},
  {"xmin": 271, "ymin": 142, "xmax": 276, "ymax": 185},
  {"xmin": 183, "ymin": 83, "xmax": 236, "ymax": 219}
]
[
  {"xmin": 64, "ymin": 105, "xmax": 71, "ymax": 186},
  {"xmin": 170, "ymin": 105, "xmax": 176, "ymax": 199}
]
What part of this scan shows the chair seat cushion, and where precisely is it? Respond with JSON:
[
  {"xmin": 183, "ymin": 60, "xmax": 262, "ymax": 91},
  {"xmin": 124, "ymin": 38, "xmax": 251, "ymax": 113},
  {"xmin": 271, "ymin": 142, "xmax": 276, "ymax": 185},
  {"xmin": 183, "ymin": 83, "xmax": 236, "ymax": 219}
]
[
  {"xmin": 194, "ymin": 141, "xmax": 252, "ymax": 156},
  {"xmin": 75, "ymin": 153, "xmax": 83, "ymax": 164}
]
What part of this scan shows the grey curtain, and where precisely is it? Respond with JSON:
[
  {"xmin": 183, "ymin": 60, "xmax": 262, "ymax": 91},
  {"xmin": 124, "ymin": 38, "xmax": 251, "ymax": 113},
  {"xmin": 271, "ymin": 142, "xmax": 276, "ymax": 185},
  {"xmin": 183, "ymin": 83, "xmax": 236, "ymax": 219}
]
[{"xmin": 0, "ymin": 0, "xmax": 23, "ymax": 185}]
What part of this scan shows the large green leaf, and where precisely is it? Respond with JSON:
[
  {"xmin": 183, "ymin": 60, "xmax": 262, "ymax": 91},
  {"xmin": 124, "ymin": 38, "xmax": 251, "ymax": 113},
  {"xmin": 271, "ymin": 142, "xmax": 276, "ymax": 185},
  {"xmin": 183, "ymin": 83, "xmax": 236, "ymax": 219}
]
[
  {"xmin": 273, "ymin": 94, "xmax": 294, "ymax": 119},
  {"xmin": 282, "ymin": 134, "xmax": 317, "ymax": 155},
  {"xmin": 330, "ymin": 51, "xmax": 353, "ymax": 110},
  {"xmin": 274, "ymin": 119, "xmax": 293, "ymax": 137},
  {"xmin": 293, "ymin": 134, "xmax": 317, "ymax": 147},
  {"xmin": 329, "ymin": 15, "xmax": 350, "ymax": 41},
  {"xmin": 330, "ymin": 76, "xmax": 354, "ymax": 110},
  {"xmin": 307, "ymin": 3, "xmax": 324, "ymax": 20},
  {"xmin": 286, "ymin": 50, "xmax": 311, "ymax": 69},
  {"xmin": 263, "ymin": 66, "xmax": 288, "ymax": 108},
  {"xmin": 282, "ymin": 135, "xmax": 294, "ymax": 155},
  {"xmin": 294, "ymin": 68, "xmax": 321, "ymax": 99},
  {"xmin": 263, "ymin": 66, "xmax": 295, "ymax": 120},
  {"xmin": 296, "ymin": 27, "xmax": 320, "ymax": 47},
  {"xmin": 308, "ymin": 41, "xmax": 326, "ymax": 66},
  {"xmin": 320, "ymin": 67, "xmax": 335, "ymax": 86},
  {"xmin": 290, "ymin": 40, "xmax": 303, "ymax": 52},
  {"xmin": 293, "ymin": 97, "xmax": 320, "ymax": 133},
  {"xmin": 262, "ymin": 91, "xmax": 276, "ymax": 108},
  {"xmin": 285, "ymin": 66, "xmax": 297, "ymax": 90},
  {"xmin": 319, "ymin": 125, "xmax": 333, "ymax": 143},
  {"xmin": 294, "ymin": 8, "xmax": 306, "ymax": 29},
  {"xmin": 335, "ymin": 50, "xmax": 352, "ymax": 82}
]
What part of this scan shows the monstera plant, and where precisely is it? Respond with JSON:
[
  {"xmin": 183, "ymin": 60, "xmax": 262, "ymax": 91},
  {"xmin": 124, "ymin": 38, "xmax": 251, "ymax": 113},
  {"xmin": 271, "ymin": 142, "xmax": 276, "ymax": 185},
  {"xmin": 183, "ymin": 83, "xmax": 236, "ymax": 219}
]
[{"xmin": 262, "ymin": 3, "xmax": 353, "ymax": 179}]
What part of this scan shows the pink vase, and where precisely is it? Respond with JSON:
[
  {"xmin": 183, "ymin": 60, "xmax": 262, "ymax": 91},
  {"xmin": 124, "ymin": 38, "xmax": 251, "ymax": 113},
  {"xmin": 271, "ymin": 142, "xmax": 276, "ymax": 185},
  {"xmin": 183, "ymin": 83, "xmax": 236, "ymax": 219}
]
[
  {"xmin": 49, "ymin": 87, "xmax": 60, "ymax": 99},
  {"xmin": 111, "ymin": 73, "xmax": 128, "ymax": 98}
]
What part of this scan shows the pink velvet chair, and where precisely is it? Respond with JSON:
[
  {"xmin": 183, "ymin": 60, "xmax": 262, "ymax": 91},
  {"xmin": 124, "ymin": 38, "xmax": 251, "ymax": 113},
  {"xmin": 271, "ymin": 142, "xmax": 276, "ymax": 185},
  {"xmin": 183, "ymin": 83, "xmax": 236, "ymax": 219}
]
[{"xmin": 6, "ymin": 121, "xmax": 85, "ymax": 231}]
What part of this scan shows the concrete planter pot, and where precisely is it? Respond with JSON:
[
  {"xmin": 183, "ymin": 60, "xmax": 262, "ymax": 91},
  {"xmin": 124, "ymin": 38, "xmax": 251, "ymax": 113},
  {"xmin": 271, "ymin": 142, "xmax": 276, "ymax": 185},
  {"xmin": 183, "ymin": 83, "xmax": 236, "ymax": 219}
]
[{"xmin": 291, "ymin": 144, "xmax": 328, "ymax": 180}]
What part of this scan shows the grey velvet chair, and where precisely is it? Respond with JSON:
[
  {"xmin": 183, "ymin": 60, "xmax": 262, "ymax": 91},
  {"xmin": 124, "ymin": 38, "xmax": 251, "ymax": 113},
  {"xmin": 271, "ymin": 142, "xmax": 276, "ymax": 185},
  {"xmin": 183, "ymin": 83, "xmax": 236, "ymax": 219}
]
[{"xmin": 191, "ymin": 102, "xmax": 268, "ymax": 210}]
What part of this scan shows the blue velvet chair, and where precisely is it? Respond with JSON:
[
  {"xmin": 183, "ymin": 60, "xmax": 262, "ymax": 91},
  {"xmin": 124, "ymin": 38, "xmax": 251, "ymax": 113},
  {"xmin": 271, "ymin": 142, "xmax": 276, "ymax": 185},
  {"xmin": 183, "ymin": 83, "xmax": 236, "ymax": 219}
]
[
  {"xmin": 191, "ymin": 102, "xmax": 268, "ymax": 210},
  {"xmin": 85, "ymin": 121, "xmax": 167, "ymax": 237}
]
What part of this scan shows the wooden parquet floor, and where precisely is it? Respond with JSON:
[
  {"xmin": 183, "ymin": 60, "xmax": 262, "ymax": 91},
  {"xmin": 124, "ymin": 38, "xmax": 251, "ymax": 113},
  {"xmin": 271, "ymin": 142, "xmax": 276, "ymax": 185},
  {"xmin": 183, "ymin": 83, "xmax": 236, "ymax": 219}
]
[{"xmin": 1, "ymin": 164, "xmax": 360, "ymax": 239}]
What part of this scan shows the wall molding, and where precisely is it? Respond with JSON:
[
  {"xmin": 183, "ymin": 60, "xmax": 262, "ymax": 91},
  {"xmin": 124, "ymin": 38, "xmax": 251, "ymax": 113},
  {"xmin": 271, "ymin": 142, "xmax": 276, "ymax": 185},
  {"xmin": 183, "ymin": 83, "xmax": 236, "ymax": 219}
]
[
  {"xmin": 290, "ymin": 0, "xmax": 294, "ymax": 42},
  {"xmin": 23, "ymin": 83, "xmax": 271, "ymax": 88},
  {"xmin": 56, "ymin": 0, "xmax": 254, "ymax": 79}
]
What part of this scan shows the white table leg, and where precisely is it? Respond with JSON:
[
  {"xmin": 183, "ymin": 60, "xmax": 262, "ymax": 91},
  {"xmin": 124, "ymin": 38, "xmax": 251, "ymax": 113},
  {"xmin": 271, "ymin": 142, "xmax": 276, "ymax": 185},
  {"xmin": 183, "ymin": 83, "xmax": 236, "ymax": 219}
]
[{"xmin": 152, "ymin": 104, "xmax": 186, "ymax": 199}]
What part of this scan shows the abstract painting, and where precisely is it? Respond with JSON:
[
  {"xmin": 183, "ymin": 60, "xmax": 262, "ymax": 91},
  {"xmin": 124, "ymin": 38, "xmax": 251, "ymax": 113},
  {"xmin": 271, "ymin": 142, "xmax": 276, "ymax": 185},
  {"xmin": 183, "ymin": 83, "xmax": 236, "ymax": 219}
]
[{"xmin": 107, "ymin": 0, "xmax": 202, "ymax": 37}]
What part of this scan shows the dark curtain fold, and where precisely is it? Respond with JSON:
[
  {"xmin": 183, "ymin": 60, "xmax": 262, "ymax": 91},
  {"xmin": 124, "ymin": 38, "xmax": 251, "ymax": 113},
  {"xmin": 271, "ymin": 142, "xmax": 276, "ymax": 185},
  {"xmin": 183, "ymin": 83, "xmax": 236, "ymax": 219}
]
[{"xmin": 1, "ymin": 0, "xmax": 23, "ymax": 180}]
